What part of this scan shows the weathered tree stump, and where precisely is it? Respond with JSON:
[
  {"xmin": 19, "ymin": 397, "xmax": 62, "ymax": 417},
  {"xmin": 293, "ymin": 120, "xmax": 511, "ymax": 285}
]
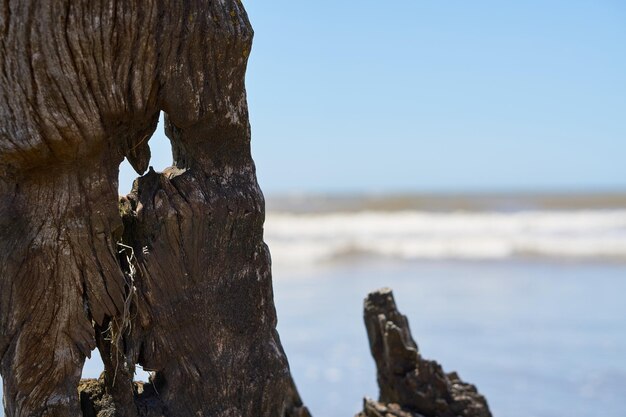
[
  {"xmin": 357, "ymin": 288, "xmax": 491, "ymax": 417},
  {"xmin": 0, "ymin": 1, "xmax": 308, "ymax": 416}
]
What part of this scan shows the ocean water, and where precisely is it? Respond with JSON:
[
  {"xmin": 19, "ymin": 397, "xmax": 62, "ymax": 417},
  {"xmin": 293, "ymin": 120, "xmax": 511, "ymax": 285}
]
[
  {"xmin": 273, "ymin": 259, "xmax": 626, "ymax": 417},
  {"xmin": 2, "ymin": 194, "xmax": 625, "ymax": 416},
  {"xmin": 267, "ymin": 195, "xmax": 626, "ymax": 416},
  {"xmin": 265, "ymin": 209, "xmax": 626, "ymax": 265}
]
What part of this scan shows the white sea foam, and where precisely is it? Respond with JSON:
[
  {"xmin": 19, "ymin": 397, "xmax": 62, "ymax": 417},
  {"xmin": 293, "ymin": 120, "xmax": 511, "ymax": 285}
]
[{"xmin": 264, "ymin": 210, "xmax": 626, "ymax": 265}]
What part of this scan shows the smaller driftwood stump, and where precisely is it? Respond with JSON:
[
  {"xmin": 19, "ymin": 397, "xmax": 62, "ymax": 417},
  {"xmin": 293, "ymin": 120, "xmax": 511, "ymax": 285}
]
[{"xmin": 357, "ymin": 288, "xmax": 492, "ymax": 417}]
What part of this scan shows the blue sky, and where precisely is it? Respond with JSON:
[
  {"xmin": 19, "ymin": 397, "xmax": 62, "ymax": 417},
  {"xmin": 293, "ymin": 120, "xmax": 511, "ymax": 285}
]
[{"xmin": 121, "ymin": 0, "xmax": 626, "ymax": 194}]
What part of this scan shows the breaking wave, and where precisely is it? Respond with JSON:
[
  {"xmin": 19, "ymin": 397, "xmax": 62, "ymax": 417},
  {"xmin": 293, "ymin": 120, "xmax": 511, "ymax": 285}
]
[{"xmin": 264, "ymin": 210, "xmax": 626, "ymax": 265}]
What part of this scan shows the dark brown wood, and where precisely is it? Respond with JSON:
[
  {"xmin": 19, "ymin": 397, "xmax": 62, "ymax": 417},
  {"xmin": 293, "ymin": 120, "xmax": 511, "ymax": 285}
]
[
  {"xmin": 357, "ymin": 288, "xmax": 492, "ymax": 417},
  {"xmin": 0, "ymin": 1, "xmax": 308, "ymax": 416}
]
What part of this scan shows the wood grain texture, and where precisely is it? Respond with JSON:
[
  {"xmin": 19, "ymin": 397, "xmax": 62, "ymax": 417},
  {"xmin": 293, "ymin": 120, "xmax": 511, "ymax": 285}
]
[{"xmin": 0, "ymin": 1, "xmax": 308, "ymax": 416}]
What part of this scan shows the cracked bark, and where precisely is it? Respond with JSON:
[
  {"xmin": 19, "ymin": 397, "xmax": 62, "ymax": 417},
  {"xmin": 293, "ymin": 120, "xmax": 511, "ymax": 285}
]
[{"xmin": 0, "ymin": 1, "xmax": 308, "ymax": 416}]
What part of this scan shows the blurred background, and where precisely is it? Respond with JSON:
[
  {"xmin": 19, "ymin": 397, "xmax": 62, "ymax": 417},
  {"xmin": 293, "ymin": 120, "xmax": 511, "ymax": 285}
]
[
  {"xmin": 239, "ymin": 2, "xmax": 626, "ymax": 415},
  {"xmin": 4, "ymin": 1, "xmax": 626, "ymax": 417}
]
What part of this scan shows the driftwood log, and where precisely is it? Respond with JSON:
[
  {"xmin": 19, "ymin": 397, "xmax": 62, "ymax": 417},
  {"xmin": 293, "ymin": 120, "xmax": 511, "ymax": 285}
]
[
  {"xmin": 357, "ymin": 289, "xmax": 491, "ymax": 417},
  {"xmin": 0, "ymin": 1, "xmax": 309, "ymax": 416}
]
